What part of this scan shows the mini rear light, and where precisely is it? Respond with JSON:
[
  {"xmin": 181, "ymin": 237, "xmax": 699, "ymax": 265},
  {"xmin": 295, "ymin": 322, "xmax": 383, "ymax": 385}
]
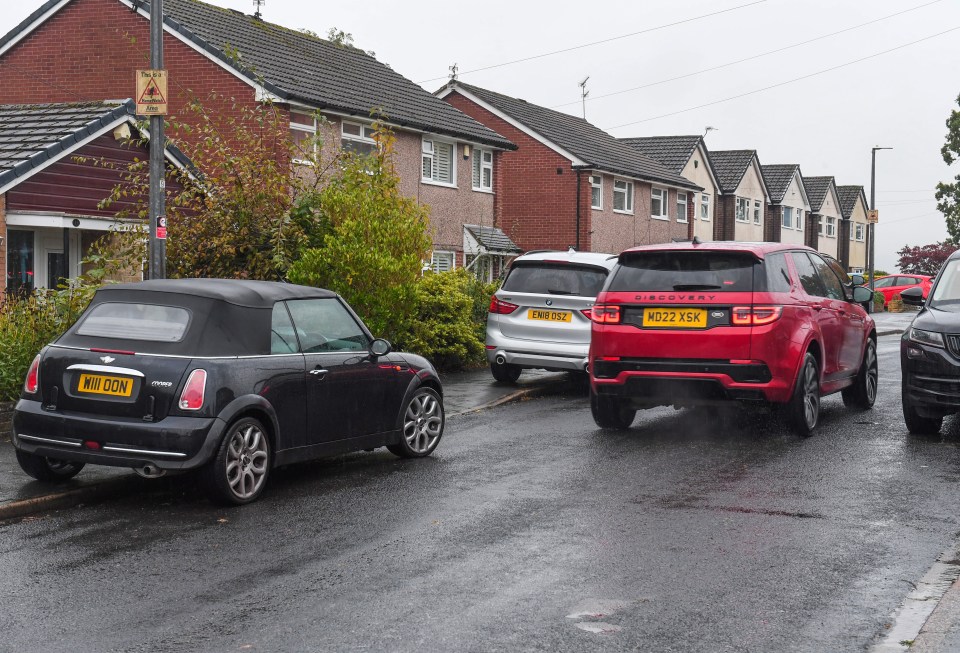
[
  {"xmin": 731, "ymin": 306, "xmax": 783, "ymax": 326},
  {"xmin": 489, "ymin": 296, "xmax": 519, "ymax": 315},
  {"xmin": 591, "ymin": 305, "xmax": 621, "ymax": 324},
  {"xmin": 179, "ymin": 369, "xmax": 207, "ymax": 410},
  {"xmin": 24, "ymin": 354, "xmax": 41, "ymax": 394}
]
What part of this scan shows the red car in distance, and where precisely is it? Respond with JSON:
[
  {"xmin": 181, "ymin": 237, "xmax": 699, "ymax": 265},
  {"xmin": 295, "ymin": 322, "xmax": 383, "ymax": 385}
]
[{"xmin": 873, "ymin": 274, "xmax": 933, "ymax": 305}]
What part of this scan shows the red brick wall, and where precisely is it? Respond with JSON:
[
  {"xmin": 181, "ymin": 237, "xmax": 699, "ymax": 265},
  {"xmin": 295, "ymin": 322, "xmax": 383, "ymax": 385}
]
[
  {"xmin": 765, "ymin": 204, "xmax": 782, "ymax": 242},
  {"xmin": 0, "ymin": 0, "xmax": 257, "ymax": 128},
  {"xmin": 444, "ymin": 91, "xmax": 589, "ymax": 252},
  {"xmin": 715, "ymin": 195, "xmax": 735, "ymax": 240},
  {"xmin": 806, "ymin": 213, "xmax": 820, "ymax": 249}
]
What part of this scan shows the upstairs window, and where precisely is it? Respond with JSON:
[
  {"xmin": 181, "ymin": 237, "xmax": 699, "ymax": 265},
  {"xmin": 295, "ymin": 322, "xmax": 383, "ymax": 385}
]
[
  {"xmin": 290, "ymin": 111, "xmax": 317, "ymax": 163},
  {"xmin": 341, "ymin": 121, "xmax": 377, "ymax": 157},
  {"xmin": 782, "ymin": 206, "xmax": 793, "ymax": 229},
  {"xmin": 855, "ymin": 223, "xmax": 865, "ymax": 241},
  {"xmin": 614, "ymin": 179, "xmax": 634, "ymax": 214},
  {"xmin": 422, "ymin": 138, "xmax": 455, "ymax": 186},
  {"xmin": 796, "ymin": 208, "xmax": 804, "ymax": 231},
  {"xmin": 590, "ymin": 175, "xmax": 602, "ymax": 209},
  {"xmin": 753, "ymin": 200, "xmax": 762, "ymax": 225},
  {"xmin": 650, "ymin": 187, "xmax": 667, "ymax": 219},
  {"xmin": 700, "ymin": 193, "xmax": 710, "ymax": 221},
  {"xmin": 818, "ymin": 216, "xmax": 824, "ymax": 236},
  {"xmin": 826, "ymin": 216, "xmax": 836, "ymax": 237},
  {"xmin": 472, "ymin": 149, "xmax": 493, "ymax": 191},
  {"xmin": 676, "ymin": 192, "xmax": 688, "ymax": 223},
  {"xmin": 736, "ymin": 197, "xmax": 749, "ymax": 222}
]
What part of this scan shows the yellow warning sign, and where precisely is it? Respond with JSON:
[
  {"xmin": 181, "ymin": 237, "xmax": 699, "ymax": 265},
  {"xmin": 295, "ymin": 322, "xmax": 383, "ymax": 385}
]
[{"xmin": 136, "ymin": 69, "xmax": 168, "ymax": 116}]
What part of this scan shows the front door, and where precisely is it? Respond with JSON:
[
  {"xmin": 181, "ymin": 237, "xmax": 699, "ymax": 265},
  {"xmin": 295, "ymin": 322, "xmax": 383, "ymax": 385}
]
[{"xmin": 285, "ymin": 298, "xmax": 397, "ymax": 445}]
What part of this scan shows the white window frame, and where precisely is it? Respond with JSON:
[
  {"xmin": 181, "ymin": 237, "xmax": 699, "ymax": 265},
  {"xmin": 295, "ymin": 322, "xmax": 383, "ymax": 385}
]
[
  {"xmin": 472, "ymin": 148, "xmax": 493, "ymax": 192},
  {"xmin": 753, "ymin": 199, "xmax": 762, "ymax": 225},
  {"xmin": 341, "ymin": 120, "xmax": 378, "ymax": 157},
  {"xmin": 430, "ymin": 250, "xmax": 456, "ymax": 273},
  {"xmin": 826, "ymin": 216, "xmax": 836, "ymax": 238},
  {"xmin": 650, "ymin": 186, "xmax": 668, "ymax": 220},
  {"xmin": 614, "ymin": 179, "xmax": 634, "ymax": 214},
  {"xmin": 290, "ymin": 110, "xmax": 318, "ymax": 164},
  {"xmin": 700, "ymin": 193, "xmax": 710, "ymax": 221},
  {"xmin": 796, "ymin": 208, "xmax": 804, "ymax": 231},
  {"xmin": 590, "ymin": 175, "xmax": 603, "ymax": 210},
  {"xmin": 782, "ymin": 206, "xmax": 792, "ymax": 229},
  {"xmin": 676, "ymin": 192, "xmax": 688, "ymax": 223},
  {"xmin": 422, "ymin": 137, "xmax": 457, "ymax": 187},
  {"xmin": 735, "ymin": 197, "xmax": 749, "ymax": 223},
  {"xmin": 855, "ymin": 223, "xmax": 865, "ymax": 241},
  {"xmin": 818, "ymin": 216, "xmax": 824, "ymax": 236}
]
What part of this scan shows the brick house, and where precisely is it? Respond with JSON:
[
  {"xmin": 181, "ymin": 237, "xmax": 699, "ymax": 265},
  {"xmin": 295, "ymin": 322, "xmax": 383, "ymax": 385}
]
[
  {"xmin": 709, "ymin": 151, "xmax": 771, "ymax": 242},
  {"xmin": 437, "ymin": 82, "xmax": 702, "ymax": 255},
  {"xmin": 760, "ymin": 164, "xmax": 811, "ymax": 247},
  {"xmin": 1, "ymin": 100, "xmax": 190, "ymax": 294},
  {"xmin": 618, "ymin": 135, "xmax": 720, "ymax": 242},
  {"xmin": 803, "ymin": 176, "xmax": 843, "ymax": 261},
  {"xmin": 837, "ymin": 185, "xmax": 869, "ymax": 273},
  {"xmin": 0, "ymin": 0, "xmax": 517, "ymax": 276}
]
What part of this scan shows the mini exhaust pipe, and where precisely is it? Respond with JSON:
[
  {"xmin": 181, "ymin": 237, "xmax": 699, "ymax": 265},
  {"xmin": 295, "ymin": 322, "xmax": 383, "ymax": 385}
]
[
  {"xmin": 134, "ymin": 464, "xmax": 166, "ymax": 479},
  {"xmin": 495, "ymin": 354, "xmax": 506, "ymax": 366}
]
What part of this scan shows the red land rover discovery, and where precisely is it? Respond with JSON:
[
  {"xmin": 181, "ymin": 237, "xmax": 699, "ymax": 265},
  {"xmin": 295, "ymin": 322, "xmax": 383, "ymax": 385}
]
[{"xmin": 588, "ymin": 242, "xmax": 877, "ymax": 436}]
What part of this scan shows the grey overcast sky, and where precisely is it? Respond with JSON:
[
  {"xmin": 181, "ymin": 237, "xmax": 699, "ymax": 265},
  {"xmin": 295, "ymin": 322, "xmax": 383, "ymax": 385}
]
[{"xmin": 3, "ymin": 0, "xmax": 958, "ymax": 272}]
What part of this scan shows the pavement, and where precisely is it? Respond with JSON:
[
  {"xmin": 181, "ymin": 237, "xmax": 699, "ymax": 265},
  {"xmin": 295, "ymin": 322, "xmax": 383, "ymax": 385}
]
[{"xmin": 7, "ymin": 308, "xmax": 957, "ymax": 652}]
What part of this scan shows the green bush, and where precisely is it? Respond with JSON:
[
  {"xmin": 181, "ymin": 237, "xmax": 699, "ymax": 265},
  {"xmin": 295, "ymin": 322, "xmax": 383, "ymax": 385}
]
[
  {"xmin": 873, "ymin": 291, "xmax": 885, "ymax": 311},
  {"xmin": 397, "ymin": 269, "xmax": 498, "ymax": 371},
  {"xmin": 0, "ymin": 286, "xmax": 94, "ymax": 402}
]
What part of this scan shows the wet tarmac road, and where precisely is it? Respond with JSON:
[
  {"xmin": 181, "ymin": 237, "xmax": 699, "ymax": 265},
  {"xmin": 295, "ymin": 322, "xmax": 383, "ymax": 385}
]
[{"xmin": 3, "ymin": 333, "xmax": 960, "ymax": 652}]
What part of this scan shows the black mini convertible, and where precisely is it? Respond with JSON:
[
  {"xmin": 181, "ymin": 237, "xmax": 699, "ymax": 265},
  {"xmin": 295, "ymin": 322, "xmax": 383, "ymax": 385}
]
[{"xmin": 12, "ymin": 279, "xmax": 445, "ymax": 504}]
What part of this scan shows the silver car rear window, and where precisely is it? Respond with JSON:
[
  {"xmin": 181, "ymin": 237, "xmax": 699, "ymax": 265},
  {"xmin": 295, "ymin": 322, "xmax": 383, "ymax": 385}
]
[
  {"xmin": 502, "ymin": 264, "xmax": 608, "ymax": 297},
  {"xmin": 76, "ymin": 302, "xmax": 191, "ymax": 342}
]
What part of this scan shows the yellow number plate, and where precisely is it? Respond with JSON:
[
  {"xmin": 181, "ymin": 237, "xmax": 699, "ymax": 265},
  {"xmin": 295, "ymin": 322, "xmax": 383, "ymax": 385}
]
[
  {"xmin": 528, "ymin": 309, "xmax": 572, "ymax": 322},
  {"xmin": 77, "ymin": 373, "xmax": 134, "ymax": 397},
  {"xmin": 642, "ymin": 308, "xmax": 707, "ymax": 328}
]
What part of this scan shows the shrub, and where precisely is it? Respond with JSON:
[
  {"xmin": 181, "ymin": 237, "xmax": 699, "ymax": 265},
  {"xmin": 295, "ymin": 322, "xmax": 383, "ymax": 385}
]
[
  {"xmin": 397, "ymin": 269, "xmax": 497, "ymax": 371},
  {"xmin": 873, "ymin": 291, "xmax": 885, "ymax": 311},
  {"xmin": 0, "ymin": 286, "xmax": 94, "ymax": 402}
]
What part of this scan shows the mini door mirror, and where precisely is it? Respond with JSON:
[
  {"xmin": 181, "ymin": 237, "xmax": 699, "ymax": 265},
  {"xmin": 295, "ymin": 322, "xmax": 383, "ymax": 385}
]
[
  {"xmin": 850, "ymin": 274, "xmax": 865, "ymax": 286},
  {"xmin": 852, "ymin": 286, "xmax": 874, "ymax": 303},
  {"xmin": 900, "ymin": 286, "xmax": 925, "ymax": 306},
  {"xmin": 369, "ymin": 338, "xmax": 392, "ymax": 357}
]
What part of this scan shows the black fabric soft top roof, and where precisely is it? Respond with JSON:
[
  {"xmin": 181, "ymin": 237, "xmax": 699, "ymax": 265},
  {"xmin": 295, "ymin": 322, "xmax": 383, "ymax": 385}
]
[{"xmin": 95, "ymin": 279, "xmax": 336, "ymax": 308}]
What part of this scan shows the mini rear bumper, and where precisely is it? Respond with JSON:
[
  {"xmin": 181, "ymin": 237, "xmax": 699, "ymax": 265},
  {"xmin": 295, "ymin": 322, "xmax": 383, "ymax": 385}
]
[{"xmin": 12, "ymin": 398, "xmax": 226, "ymax": 471}]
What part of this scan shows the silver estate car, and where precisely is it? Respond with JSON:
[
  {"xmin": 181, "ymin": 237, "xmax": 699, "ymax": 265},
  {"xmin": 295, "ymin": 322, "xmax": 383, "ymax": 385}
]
[{"xmin": 485, "ymin": 249, "xmax": 618, "ymax": 382}]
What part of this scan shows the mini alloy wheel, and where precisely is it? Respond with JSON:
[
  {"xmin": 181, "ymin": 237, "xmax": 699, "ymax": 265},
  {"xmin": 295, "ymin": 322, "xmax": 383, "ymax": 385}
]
[
  {"xmin": 205, "ymin": 417, "xmax": 271, "ymax": 505},
  {"xmin": 388, "ymin": 388, "xmax": 444, "ymax": 458},
  {"xmin": 15, "ymin": 449, "xmax": 85, "ymax": 483}
]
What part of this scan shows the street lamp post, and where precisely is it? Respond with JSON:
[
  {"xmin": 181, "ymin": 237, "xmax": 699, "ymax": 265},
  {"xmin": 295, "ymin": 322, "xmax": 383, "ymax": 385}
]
[{"xmin": 868, "ymin": 146, "xmax": 892, "ymax": 311}]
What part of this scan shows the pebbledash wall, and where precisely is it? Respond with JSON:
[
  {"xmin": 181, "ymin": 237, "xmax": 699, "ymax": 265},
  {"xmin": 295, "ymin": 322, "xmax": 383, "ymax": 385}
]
[
  {"xmin": 0, "ymin": 0, "xmax": 495, "ymax": 268},
  {"xmin": 444, "ymin": 90, "xmax": 690, "ymax": 255}
]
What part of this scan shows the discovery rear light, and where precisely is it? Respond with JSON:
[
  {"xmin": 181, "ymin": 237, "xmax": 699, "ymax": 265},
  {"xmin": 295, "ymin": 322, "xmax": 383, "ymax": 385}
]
[
  {"xmin": 24, "ymin": 354, "xmax": 40, "ymax": 394},
  {"xmin": 731, "ymin": 306, "xmax": 783, "ymax": 326},
  {"xmin": 591, "ymin": 305, "xmax": 622, "ymax": 324},
  {"xmin": 489, "ymin": 296, "xmax": 519, "ymax": 315},
  {"xmin": 179, "ymin": 369, "xmax": 207, "ymax": 410}
]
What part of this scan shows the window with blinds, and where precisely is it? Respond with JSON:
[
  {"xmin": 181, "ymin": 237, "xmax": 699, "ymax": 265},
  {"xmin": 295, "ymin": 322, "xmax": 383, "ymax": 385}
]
[
  {"xmin": 431, "ymin": 251, "xmax": 455, "ymax": 272},
  {"xmin": 472, "ymin": 149, "xmax": 493, "ymax": 191},
  {"xmin": 422, "ymin": 138, "xmax": 455, "ymax": 185}
]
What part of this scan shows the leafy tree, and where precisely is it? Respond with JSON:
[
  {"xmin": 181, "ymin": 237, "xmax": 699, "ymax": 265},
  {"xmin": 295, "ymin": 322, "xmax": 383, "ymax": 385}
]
[
  {"xmin": 896, "ymin": 240, "xmax": 958, "ymax": 275},
  {"xmin": 937, "ymin": 93, "xmax": 960, "ymax": 243},
  {"xmin": 288, "ymin": 129, "xmax": 432, "ymax": 340}
]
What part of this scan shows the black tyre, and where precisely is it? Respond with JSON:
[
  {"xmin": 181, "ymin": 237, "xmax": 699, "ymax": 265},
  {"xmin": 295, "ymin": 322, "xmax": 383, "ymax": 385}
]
[
  {"xmin": 490, "ymin": 360, "xmax": 521, "ymax": 383},
  {"xmin": 15, "ymin": 449, "xmax": 85, "ymax": 482},
  {"xmin": 902, "ymin": 388, "xmax": 943, "ymax": 435},
  {"xmin": 842, "ymin": 339, "xmax": 878, "ymax": 410},
  {"xmin": 591, "ymin": 390, "xmax": 635, "ymax": 430},
  {"xmin": 203, "ymin": 417, "xmax": 271, "ymax": 505},
  {"xmin": 787, "ymin": 352, "xmax": 820, "ymax": 437},
  {"xmin": 388, "ymin": 387, "xmax": 445, "ymax": 458}
]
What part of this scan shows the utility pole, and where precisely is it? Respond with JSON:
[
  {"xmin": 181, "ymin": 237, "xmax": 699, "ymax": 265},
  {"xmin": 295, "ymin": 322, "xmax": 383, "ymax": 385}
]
[
  {"xmin": 148, "ymin": 0, "xmax": 166, "ymax": 280},
  {"xmin": 868, "ymin": 146, "xmax": 892, "ymax": 307}
]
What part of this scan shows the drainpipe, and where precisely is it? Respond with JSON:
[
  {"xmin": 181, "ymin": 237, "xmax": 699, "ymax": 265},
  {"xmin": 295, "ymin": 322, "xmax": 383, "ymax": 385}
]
[{"xmin": 575, "ymin": 169, "xmax": 581, "ymax": 250}]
